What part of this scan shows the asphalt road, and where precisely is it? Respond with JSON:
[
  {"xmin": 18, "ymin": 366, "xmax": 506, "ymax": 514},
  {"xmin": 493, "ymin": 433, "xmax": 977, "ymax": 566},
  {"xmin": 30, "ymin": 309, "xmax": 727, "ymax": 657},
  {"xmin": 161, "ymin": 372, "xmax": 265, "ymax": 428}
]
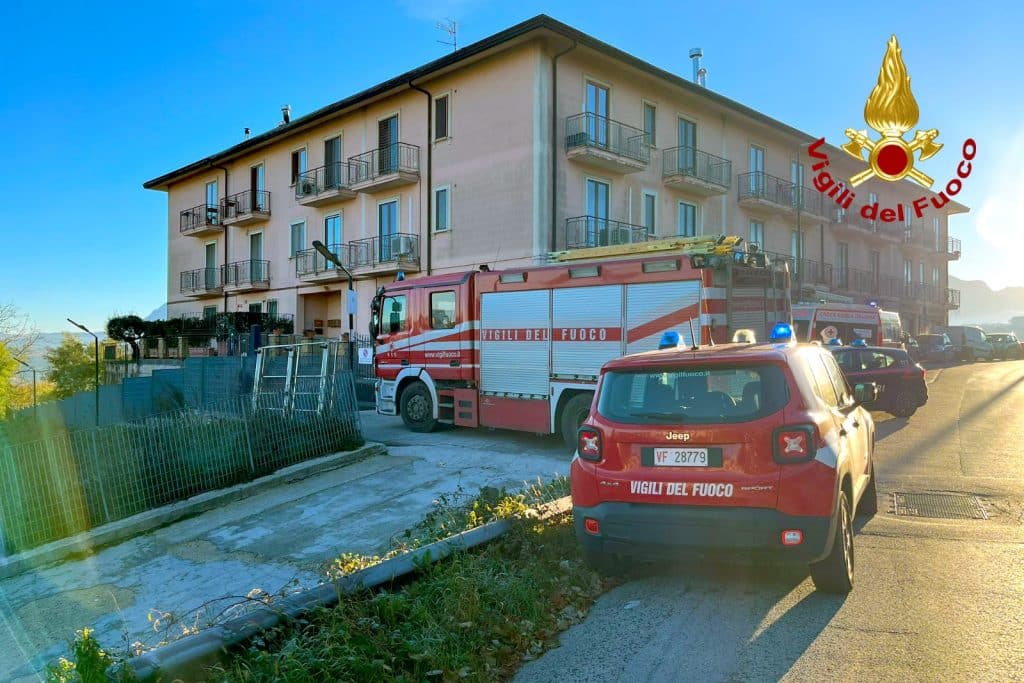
[{"xmin": 515, "ymin": 360, "xmax": 1024, "ymax": 682}]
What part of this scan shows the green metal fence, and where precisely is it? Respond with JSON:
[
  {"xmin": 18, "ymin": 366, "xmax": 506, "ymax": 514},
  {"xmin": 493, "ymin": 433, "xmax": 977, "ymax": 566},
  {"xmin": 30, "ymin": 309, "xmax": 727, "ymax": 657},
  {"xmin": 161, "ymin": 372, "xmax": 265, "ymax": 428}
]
[{"xmin": 0, "ymin": 373, "xmax": 363, "ymax": 556}]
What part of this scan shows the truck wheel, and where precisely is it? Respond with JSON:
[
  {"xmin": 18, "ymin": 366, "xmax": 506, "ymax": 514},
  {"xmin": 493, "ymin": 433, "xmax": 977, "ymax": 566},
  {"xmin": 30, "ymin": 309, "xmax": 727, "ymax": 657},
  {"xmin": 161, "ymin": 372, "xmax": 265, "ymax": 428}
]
[
  {"xmin": 857, "ymin": 464, "xmax": 878, "ymax": 517},
  {"xmin": 810, "ymin": 493, "xmax": 854, "ymax": 594},
  {"xmin": 560, "ymin": 393, "xmax": 593, "ymax": 451},
  {"xmin": 889, "ymin": 391, "xmax": 918, "ymax": 419},
  {"xmin": 400, "ymin": 381, "xmax": 437, "ymax": 433}
]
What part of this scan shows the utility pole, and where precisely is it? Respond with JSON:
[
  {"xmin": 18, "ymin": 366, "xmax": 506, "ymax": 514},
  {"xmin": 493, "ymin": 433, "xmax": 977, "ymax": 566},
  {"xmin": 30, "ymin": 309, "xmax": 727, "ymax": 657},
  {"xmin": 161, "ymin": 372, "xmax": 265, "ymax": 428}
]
[
  {"xmin": 67, "ymin": 318, "xmax": 99, "ymax": 427},
  {"xmin": 12, "ymin": 357, "xmax": 37, "ymax": 418}
]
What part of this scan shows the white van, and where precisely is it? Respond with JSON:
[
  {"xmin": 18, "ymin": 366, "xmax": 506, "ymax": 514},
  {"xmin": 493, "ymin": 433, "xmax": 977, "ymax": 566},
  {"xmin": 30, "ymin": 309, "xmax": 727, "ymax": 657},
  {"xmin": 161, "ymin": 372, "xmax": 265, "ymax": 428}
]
[
  {"xmin": 934, "ymin": 325, "xmax": 994, "ymax": 361},
  {"xmin": 793, "ymin": 303, "xmax": 902, "ymax": 347}
]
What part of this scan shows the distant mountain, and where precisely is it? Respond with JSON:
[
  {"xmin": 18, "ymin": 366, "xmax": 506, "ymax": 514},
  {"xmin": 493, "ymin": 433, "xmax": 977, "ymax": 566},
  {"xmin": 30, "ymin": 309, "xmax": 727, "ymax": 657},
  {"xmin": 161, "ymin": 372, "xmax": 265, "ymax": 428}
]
[
  {"xmin": 949, "ymin": 276, "xmax": 1024, "ymax": 325},
  {"xmin": 21, "ymin": 332, "xmax": 106, "ymax": 373},
  {"xmin": 146, "ymin": 304, "xmax": 168, "ymax": 321}
]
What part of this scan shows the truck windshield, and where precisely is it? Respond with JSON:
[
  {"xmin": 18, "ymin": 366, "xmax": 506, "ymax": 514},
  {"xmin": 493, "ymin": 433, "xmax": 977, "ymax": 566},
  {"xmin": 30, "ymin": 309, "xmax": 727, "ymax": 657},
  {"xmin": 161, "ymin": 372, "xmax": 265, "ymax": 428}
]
[{"xmin": 597, "ymin": 364, "xmax": 789, "ymax": 424}]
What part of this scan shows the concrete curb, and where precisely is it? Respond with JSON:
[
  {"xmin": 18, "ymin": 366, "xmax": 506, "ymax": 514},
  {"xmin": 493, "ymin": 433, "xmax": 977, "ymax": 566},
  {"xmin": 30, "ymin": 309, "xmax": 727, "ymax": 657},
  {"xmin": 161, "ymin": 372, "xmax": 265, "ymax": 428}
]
[
  {"xmin": 0, "ymin": 442, "xmax": 386, "ymax": 581},
  {"xmin": 121, "ymin": 495, "xmax": 573, "ymax": 682}
]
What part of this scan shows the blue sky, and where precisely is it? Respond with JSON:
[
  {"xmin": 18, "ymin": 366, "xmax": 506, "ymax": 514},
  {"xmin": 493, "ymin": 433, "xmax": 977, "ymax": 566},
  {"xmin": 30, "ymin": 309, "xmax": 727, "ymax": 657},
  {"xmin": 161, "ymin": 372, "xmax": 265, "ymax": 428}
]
[{"xmin": 0, "ymin": 0, "xmax": 1021, "ymax": 332}]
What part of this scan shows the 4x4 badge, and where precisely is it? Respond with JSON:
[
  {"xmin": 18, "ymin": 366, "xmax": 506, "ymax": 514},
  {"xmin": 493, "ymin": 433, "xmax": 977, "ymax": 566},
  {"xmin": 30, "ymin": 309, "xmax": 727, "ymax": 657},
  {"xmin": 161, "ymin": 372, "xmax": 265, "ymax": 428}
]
[{"xmin": 665, "ymin": 431, "xmax": 691, "ymax": 441}]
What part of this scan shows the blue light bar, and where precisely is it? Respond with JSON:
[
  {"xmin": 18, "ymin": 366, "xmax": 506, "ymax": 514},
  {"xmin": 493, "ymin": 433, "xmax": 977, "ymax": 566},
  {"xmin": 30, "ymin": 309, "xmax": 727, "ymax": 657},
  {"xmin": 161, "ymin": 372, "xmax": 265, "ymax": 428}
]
[
  {"xmin": 827, "ymin": 337, "xmax": 843, "ymax": 346},
  {"xmin": 769, "ymin": 322, "xmax": 793, "ymax": 342},
  {"xmin": 659, "ymin": 330, "xmax": 680, "ymax": 349},
  {"xmin": 851, "ymin": 338, "xmax": 868, "ymax": 347}
]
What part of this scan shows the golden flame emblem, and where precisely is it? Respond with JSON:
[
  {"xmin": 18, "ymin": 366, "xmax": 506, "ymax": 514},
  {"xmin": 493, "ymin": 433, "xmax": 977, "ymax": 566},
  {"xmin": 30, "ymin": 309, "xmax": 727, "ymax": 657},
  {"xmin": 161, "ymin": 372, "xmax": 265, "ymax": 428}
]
[{"xmin": 841, "ymin": 35, "xmax": 942, "ymax": 187}]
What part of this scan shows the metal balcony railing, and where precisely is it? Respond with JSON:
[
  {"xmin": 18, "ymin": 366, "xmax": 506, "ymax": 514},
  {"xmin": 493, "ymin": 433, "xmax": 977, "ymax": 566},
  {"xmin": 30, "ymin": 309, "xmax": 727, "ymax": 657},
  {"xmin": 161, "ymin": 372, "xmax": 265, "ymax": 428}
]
[
  {"xmin": 788, "ymin": 184, "xmax": 827, "ymax": 218},
  {"xmin": 947, "ymin": 237, "xmax": 962, "ymax": 258},
  {"xmin": 295, "ymin": 163, "xmax": 355, "ymax": 199},
  {"xmin": 662, "ymin": 146, "xmax": 731, "ymax": 188},
  {"xmin": 737, "ymin": 172, "xmax": 790, "ymax": 206},
  {"xmin": 180, "ymin": 267, "xmax": 222, "ymax": 293},
  {"xmin": 565, "ymin": 112, "xmax": 651, "ymax": 164},
  {"xmin": 565, "ymin": 216, "xmax": 651, "ymax": 249},
  {"xmin": 764, "ymin": 252, "xmax": 833, "ymax": 287},
  {"xmin": 344, "ymin": 233, "xmax": 420, "ymax": 269},
  {"xmin": 179, "ymin": 203, "xmax": 221, "ymax": 232},
  {"xmin": 295, "ymin": 243, "xmax": 352, "ymax": 277},
  {"xmin": 223, "ymin": 260, "xmax": 270, "ymax": 287},
  {"xmin": 348, "ymin": 143, "xmax": 419, "ymax": 184},
  {"xmin": 835, "ymin": 211, "xmax": 903, "ymax": 240},
  {"xmin": 221, "ymin": 190, "xmax": 271, "ymax": 220},
  {"xmin": 947, "ymin": 288, "xmax": 961, "ymax": 309}
]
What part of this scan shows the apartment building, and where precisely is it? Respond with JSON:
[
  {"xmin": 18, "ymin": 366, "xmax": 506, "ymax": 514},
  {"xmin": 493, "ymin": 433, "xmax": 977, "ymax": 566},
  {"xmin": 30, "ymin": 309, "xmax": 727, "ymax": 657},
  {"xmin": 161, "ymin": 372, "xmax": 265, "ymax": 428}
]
[{"xmin": 145, "ymin": 15, "xmax": 965, "ymax": 338}]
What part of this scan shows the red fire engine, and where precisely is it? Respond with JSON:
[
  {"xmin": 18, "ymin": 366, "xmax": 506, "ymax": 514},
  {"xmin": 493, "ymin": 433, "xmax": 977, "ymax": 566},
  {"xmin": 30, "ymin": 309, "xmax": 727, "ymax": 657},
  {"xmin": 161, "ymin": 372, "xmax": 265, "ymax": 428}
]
[{"xmin": 370, "ymin": 236, "xmax": 791, "ymax": 447}]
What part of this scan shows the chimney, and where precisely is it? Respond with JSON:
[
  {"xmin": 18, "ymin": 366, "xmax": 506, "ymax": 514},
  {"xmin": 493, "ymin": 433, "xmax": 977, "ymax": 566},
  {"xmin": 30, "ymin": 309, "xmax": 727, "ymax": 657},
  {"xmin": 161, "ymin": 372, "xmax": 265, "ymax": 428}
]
[
  {"xmin": 244, "ymin": 127, "xmax": 251, "ymax": 140},
  {"xmin": 281, "ymin": 104, "xmax": 291, "ymax": 124},
  {"xmin": 689, "ymin": 48, "xmax": 706, "ymax": 87}
]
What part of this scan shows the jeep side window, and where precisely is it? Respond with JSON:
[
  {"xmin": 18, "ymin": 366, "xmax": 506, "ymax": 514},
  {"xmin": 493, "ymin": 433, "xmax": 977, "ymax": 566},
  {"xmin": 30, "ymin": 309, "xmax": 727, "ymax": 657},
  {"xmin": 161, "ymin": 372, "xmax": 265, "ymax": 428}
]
[
  {"xmin": 808, "ymin": 356, "xmax": 839, "ymax": 408},
  {"xmin": 821, "ymin": 353, "xmax": 854, "ymax": 407}
]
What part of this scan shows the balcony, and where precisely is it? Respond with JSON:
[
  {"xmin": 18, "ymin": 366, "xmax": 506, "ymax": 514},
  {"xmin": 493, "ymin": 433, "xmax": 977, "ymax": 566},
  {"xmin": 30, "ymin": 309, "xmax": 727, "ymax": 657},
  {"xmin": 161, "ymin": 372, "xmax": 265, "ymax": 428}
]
[
  {"xmin": 736, "ymin": 172, "xmax": 792, "ymax": 214},
  {"xmin": 221, "ymin": 190, "xmax": 271, "ymax": 226},
  {"xmin": 945, "ymin": 237, "xmax": 962, "ymax": 260},
  {"xmin": 565, "ymin": 216, "xmax": 651, "ymax": 250},
  {"xmin": 832, "ymin": 211, "xmax": 903, "ymax": 242},
  {"xmin": 946, "ymin": 288, "xmax": 961, "ymax": 309},
  {"xmin": 348, "ymin": 143, "xmax": 420, "ymax": 192},
  {"xmin": 179, "ymin": 268, "xmax": 222, "ymax": 297},
  {"xmin": 765, "ymin": 252, "xmax": 833, "ymax": 289},
  {"xmin": 295, "ymin": 163, "xmax": 357, "ymax": 207},
  {"xmin": 179, "ymin": 203, "xmax": 222, "ymax": 237},
  {"xmin": 346, "ymin": 233, "xmax": 421, "ymax": 277},
  {"xmin": 662, "ymin": 147, "xmax": 731, "ymax": 195},
  {"xmin": 295, "ymin": 244, "xmax": 350, "ymax": 283},
  {"xmin": 833, "ymin": 267, "xmax": 902, "ymax": 303},
  {"xmin": 222, "ymin": 259, "xmax": 270, "ymax": 292},
  {"xmin": 789, "ymin": 185, "xmax": 831, "ymax": 222},
  {"xmin": 565, "ymin": 113, "xmax": 650, "ymax": 174}
]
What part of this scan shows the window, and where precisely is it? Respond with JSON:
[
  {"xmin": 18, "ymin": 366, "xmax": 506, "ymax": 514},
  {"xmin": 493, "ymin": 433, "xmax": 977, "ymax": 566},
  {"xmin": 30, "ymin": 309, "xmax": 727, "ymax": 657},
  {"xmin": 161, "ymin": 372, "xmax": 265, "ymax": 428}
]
[
  {"xmin": 809, "ymin": 355, "xmax": 840, "ymax": 407},
  {"xmin": 904, "ymin": 259, "xmax": 913, "ymax": 284},
  {"xmin": 379, "ymin": 115, "xmax": 399, "ymax": 173},
  {"xmin": 290, "ymin": 148, "xmax": 307, "ymax": 184},
  {"xmin": 933, "ymin": 217, "xmax": 941, "ymax": 250},
  {"xmin": 749, "ymin": 144, "xmax": 765, "ymax": 194},
  {"xmin": 324, "ymin": 136, "xmax": 343, "ymax": 187},
  {"xmin": 382, "ymin": 295, "xmax": 407, "ymax": 333},
  {"xmin": 749, "ymin": 220, "xmax": 764, "ymax": 248},
  {"xmin": 434, "ymin": 186, "xmax": 450, "ymax": 232},
  {"xmin": 919, "ymin": 262, "xmax": 925, "ymax": 286},
  {"xmin": 248, "ymin": 302, "xmax": 262, "ymax": 314},
  {"xmin": 267, "ymin": 299, "xmax": 278, "ymax": 318},
  {"xmin": 324, "ymin": 214, "xmax": 342, "ymax": 246},
  {"xmin": 643, "ymin": 102, "xmax": 656, "ymax": 146},
  {"xmin": 289, "ymin": 220, "xmax": 306, "ymax": 258},
  {"xmin": 864, "ymin": 351, "xmax": 896, "ymax": 370},
  {"xmin": 434, "ymin": 95, "xmax": 449, "ymax": 140},
  {"xmin": 836, "ymin": 242, "xmax": 849, "ymax": 288},
  {"xmin": 202, "ymin": 306, "xmax": 217, "ymax": 320},
  {"xmin": 379, "ymin": 200, "xmax": 399, "ymax": 260},
  {"xmin": 870, "ymin": 250, "xmax": 880, "ymax": 285},
  {"xmin": 820, "ymin": 353, "xmax": 853, "ymax": 406},
  {"xmin": 585, "ymin": 178, "xmax": 610, "ymax": 246},
  {"xmin": 676, "ymin": 118, "xmax": 696, "ymax": 171},
  {"xmin": 642, "ymin": 191, "xmax": 657, "ymax": 235},
  {"xmin": 791, "ymin": 229, "xmax": 804, "ymax": 259},
  {"xmin": 596, "ymin": 365, "xmax": 789, "ymax": 424},
  {"xmin": 868, "ymin": 192, "xmax": 877, "ymax": 223},
  {"xmin": 430, "ymin": 291, "xmax": 456, "ymax": 329},
  {"xmin": 932, "ymin": 265, "xmax": 940, "ymax": 288},
  {"xmin": 678, "ymin": 201, "xmax": 696, "ymax": 237},
  {"xmin": 791, "ymin": 160, "xmax": 805, "ymax": 207},
  {"xmin": 586, "ymin": 81, "xmax": 609, "ymax": 145},
  {"xmin": 205, "ymin": 179, "xmax": 218, "ymax": 223}
]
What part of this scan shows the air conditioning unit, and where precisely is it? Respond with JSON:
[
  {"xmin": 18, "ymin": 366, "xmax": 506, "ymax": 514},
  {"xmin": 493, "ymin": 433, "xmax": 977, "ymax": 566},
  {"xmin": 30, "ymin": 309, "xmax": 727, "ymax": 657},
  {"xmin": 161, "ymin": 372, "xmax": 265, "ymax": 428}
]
[
  {"xmin": 298, "ymin": 179, "xmax": 316, "ymax": 196},
  {"xmin": 390, "ymin": 234, "xmax": 415, "ymax": 258}
]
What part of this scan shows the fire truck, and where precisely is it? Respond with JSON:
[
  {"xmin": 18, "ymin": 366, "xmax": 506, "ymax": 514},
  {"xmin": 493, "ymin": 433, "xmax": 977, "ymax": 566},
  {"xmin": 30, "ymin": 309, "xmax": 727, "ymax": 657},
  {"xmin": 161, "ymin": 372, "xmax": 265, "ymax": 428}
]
[{"xmin": 370, "ymin": 235, "xmax": 791, "ymax": 447}]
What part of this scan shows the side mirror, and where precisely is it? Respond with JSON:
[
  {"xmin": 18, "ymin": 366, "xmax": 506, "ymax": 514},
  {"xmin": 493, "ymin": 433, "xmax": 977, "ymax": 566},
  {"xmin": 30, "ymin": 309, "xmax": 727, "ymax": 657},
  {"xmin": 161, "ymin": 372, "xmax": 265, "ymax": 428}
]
[{"xmin": 854, "ymin": 382, "xmax": 877, "ymax": 405}]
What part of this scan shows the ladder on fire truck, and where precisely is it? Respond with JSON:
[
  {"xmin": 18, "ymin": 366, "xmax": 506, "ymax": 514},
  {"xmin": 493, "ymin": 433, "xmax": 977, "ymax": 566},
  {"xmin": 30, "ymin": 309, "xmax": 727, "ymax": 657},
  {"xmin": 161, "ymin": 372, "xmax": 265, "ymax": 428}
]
[
  {"xmin": 548, "ymin": 234, "xmax": 762, "ymax": 264},
  {"xmin": 252, "ymin": 340, "xmax": 346, "ymax": 415}
]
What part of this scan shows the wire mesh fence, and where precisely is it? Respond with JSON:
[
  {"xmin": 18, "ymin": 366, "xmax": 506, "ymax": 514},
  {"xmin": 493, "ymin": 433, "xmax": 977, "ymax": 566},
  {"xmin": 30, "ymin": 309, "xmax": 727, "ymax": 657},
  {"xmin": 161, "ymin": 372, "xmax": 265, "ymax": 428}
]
[{"xmin": 0, "ymin": 373, "xmax": 363, "ymax": 556}]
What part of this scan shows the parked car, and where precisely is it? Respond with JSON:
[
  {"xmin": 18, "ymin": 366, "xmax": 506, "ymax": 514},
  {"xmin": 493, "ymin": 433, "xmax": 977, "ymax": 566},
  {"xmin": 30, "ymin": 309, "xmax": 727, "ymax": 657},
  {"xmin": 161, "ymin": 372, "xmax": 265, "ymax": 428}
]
[
  {"xmin": 986, "ymin": 333, "xmax": 1023, "ymax": 360},
  {"xmin": 915, "ymin": 333, "xmax": 956, "ymax": 363},
  {"xmin": 934, "ymin": 325, "xmax": 994, "ymax": 362},
  {"xmin": 830, "ymin": 345, "xmax": 927, "ymax": 418},
  {"xmin": 572, "ymin": 330, "xmax": 878, "ymax": 594}
]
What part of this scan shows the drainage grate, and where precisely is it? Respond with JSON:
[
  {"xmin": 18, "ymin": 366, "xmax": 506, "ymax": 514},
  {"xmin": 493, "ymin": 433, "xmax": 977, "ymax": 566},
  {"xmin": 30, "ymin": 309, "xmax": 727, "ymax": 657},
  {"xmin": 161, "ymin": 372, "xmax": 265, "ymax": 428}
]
[{"xmin": 892, "ymin": 493, "xmax": 988, "ymax": 520}]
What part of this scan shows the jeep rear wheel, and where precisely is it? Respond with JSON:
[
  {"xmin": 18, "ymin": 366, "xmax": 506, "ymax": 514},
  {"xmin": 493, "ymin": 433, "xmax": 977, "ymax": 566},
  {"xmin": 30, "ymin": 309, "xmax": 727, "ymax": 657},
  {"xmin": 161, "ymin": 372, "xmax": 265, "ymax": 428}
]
[
  {"xmin": 400, "ymin": 381, "xmax": 437, "ymax": 433},
  {"xmin": 560, "ymin": 393, "xmax": 594, "ymax": 451},
  {"xmin": 810, "ymin": 493, "xmax": 854, "ymax": 594}
]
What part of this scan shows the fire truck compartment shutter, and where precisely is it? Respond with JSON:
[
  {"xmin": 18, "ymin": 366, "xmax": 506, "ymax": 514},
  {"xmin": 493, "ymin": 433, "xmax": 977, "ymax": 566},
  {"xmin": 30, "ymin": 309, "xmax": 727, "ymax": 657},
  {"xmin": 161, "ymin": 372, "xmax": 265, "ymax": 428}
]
[
  {"xmin": 625, "ymin": 280, "xmax": 702, "ymax": 354},
  {"xmin": 552, "ymin": 285, "xmax": 623, "ymax": 378},
  {"xmin": 480, "ymin": 289, "xmax": 551, "ymax": 396}
]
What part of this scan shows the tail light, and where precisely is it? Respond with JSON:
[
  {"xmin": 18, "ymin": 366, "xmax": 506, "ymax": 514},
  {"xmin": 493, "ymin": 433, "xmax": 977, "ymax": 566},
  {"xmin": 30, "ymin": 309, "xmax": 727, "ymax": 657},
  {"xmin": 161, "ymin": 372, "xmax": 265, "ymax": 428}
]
[
  {"xmin": 772, "ymin": 425, "xmax": 819, "ymax": 464},
  {"xmin": 578, "ymin": 427, "xmax": 602, "ymax": 462}
]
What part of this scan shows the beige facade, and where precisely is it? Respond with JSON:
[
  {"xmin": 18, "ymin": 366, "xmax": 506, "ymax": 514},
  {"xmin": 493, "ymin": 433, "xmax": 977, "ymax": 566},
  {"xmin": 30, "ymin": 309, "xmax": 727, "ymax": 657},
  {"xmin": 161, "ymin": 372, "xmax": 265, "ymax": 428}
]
[{"xmin": 149, "ymin": 17, "xmax": 966, "ymax": 338}]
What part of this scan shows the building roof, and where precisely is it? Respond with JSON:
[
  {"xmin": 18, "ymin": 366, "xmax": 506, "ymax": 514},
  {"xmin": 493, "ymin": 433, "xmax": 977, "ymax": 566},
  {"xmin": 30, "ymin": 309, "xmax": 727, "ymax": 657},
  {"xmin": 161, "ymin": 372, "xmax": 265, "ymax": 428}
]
[{"xmin": 142, "ymin": 14, "xmax": 969, "ymax": 214}]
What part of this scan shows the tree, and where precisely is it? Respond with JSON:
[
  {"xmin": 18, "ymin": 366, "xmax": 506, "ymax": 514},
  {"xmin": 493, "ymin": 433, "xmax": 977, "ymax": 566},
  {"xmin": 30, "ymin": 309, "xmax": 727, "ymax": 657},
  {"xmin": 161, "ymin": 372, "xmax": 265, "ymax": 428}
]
[
  {"xmin": 45, "ymin": 334, "xmax": 99, "ymax": 399},
  {"xmin": 0, "ymin": 342, "xmax": 16, "ymax": 416},
  {"xmin": 106, "ymin": 315, "xmax": 147, "ymax": 363},
  {"xmin": 0, "ymin": 302, "xmax": 38, "ymax": 361}
]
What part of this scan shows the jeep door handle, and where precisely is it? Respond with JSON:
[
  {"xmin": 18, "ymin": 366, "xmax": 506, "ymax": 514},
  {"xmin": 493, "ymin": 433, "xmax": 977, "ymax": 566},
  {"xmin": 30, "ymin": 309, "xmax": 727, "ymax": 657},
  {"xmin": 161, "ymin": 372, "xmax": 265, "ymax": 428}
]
[
  {"xmin": 840, "ymin": 428, "xmax": 848, "ymax": 437},
  {"xmin": 852, "ymin": 420, "xmax": 860, "ymax": 428}
]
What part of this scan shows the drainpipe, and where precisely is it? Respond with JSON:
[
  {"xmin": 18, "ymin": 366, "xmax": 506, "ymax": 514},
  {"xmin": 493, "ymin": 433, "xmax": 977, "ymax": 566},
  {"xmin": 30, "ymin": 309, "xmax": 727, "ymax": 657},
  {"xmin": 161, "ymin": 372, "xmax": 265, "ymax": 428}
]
[
  {"xmin": 213, "ymin": 163, "xmax": 230, "ymax": 316},
  {"xmin": 409, "ymin": 81, "xmax": 433, "ymax": 275},
  {"xmin": 550, "ymin": 40, "xmax": 577, "ymax": 252}
]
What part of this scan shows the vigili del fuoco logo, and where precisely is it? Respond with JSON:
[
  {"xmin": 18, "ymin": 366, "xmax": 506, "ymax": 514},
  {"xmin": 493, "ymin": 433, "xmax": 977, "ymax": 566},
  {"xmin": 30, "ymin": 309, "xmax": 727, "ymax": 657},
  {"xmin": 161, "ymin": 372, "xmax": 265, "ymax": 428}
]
[{"xmin": 806, "ymin": 35, "xmax": 975, "ymax": 222}]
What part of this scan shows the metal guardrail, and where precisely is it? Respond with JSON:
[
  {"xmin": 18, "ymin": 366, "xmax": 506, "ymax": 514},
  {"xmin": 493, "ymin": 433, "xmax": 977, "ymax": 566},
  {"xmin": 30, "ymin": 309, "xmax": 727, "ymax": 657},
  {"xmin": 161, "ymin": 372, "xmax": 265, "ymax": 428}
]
[
  {"xmin": 179, "ymin": 203, "xmax": 221, "ymax": 232},
  {"xmin": 565, "ymin": 112, "xmax": 651, "ymax": 164},
  {"xmin": 295, "ymin": 163, "xmax": 355, "ymax": 199},
  {"xmin": 348, "ymin": 143, "xmax": 419, "ymax": 184},
  {"xmin": 223, "ymin": 260, "xmax": 270, "ymax": 287},
  {"xmin": 565, "ymin": 215, "xmax": 650, "ymax": 249},
  {"xmin": 662, "ymin": 146, "xmax": 731, "ymax": 188},
  {"xmin": 179, "ymin": 267, "xmax": 222, "ymax": 294},
  {"xmin": 221, "ymin": 190, "xmax": 271, "ymax": 220}
]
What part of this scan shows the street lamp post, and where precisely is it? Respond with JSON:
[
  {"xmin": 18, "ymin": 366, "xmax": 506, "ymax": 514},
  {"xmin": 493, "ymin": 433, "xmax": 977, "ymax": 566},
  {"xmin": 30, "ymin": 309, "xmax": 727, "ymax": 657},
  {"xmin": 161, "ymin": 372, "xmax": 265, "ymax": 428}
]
[
  {"xmin": 67, "ymin": 318, "xmax": 99, "ymax": 427},
  {"xmin": 312, "ymin": 240, "xmax": 355, "ymax": 335},
  {"xmin": 11, "ymin": 357, "xmax": 36, "ymax": 418}
]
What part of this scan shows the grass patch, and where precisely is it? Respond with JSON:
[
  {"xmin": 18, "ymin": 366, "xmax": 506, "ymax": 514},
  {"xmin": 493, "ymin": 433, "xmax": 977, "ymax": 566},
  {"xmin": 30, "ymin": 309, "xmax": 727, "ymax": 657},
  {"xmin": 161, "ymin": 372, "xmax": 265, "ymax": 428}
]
[{"xmin": 216, "ymin": 488, "xmax": 604, "ymax": 681}]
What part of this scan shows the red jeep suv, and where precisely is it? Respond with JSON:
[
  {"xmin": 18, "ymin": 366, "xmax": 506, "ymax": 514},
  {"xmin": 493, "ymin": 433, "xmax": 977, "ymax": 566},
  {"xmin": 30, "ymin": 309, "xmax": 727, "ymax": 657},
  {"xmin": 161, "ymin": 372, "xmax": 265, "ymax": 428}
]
[{"xmin": 571, "ymin": 339, "xmax": 878, "ymax": 593}]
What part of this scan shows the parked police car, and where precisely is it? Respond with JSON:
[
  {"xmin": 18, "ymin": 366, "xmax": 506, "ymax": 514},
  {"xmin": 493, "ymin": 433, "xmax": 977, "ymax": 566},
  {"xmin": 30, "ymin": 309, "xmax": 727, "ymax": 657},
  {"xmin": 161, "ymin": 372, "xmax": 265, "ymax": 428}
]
[{"xmin": 571, "ymin": 324, "xmax": 877, "ymax": 594}]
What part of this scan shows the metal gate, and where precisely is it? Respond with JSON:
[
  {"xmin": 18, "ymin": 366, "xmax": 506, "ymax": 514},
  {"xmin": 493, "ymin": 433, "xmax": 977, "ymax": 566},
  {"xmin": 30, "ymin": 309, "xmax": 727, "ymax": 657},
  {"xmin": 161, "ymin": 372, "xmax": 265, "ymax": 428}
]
[{"xmin": 252, "ymin": 340, "xmax": 350, "ymax": 415}]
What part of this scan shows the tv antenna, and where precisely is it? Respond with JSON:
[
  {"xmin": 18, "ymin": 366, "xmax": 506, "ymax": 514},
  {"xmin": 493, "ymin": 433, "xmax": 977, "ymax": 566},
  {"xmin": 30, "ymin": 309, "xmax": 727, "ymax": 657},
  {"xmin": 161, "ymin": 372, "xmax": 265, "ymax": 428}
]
[{"xmin": 437, "ymin": 18, "xmax": 458, "ymax": 52}]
